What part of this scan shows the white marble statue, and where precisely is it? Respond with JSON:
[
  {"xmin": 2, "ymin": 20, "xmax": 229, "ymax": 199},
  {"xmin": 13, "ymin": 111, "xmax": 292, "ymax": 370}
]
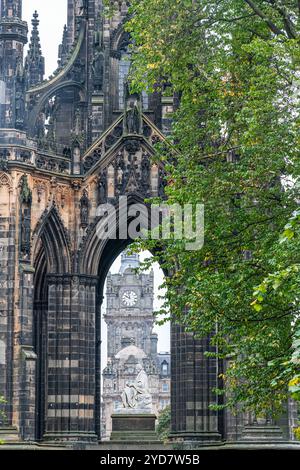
[{"xmin": 121, "ymin": 364, "xmax": 152, "ymax": 411}]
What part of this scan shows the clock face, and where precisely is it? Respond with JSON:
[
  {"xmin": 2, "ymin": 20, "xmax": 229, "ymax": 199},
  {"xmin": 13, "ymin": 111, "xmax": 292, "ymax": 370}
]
[{"xmin": 122, "ymin": 290, "xmax": 138, "ymax": 307}]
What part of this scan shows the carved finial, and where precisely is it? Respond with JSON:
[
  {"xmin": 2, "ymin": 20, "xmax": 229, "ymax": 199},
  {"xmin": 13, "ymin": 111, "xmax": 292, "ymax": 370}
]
[{"xmin": 24, "ymin": 10, "xmax": 45, "ymax": 88}]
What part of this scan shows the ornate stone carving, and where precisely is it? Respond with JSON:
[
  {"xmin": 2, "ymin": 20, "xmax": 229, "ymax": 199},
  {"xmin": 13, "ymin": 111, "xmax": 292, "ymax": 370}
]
[
  {"xmin": 15, "ymin": 59, "xmax": 26, "ymax": 129},
  {"xmin": 141, "ymin": 152, "xmax": 150, "ymax": 194},
  {"xmin": 92, "ymin": 50, "xmax": 104, "ymax": 93},
  {"xmin": 124, "ymin": 139, "xmax": 140, "ymax": 155},
  {"xmin": 19, "ymin": 175, "xmax": 32, "ymax": 205},
  {"xmin": 80, "ymin": 188, "xmax": 90, "ymax": 228},
  {"xmin": 98, "ymin": 170, "xmax": 107, "ymax": 205},
  {"xmin": 0, "ymin": 172, "xmax": 11, "ymax": 189},
  {"xmin": 0, "ymin": 159, "xmax": 8, "ymax": 171},
  {"xmin": 33, "ymin": 179, "xmax": 48, "ymax": 203},
  {"xmin": 19, "ymin": 175, "xmax": 32, "ymax": 259},
  {"xmin": 56, "ymin": 185, "xmax": 70, "ymax": 209}
]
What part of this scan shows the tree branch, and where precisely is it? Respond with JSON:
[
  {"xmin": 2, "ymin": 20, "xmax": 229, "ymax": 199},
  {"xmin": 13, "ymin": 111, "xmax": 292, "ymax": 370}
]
[
  {"xmin": 265, "ymin": 0, "xmax": 298, "ymax": 39},
  {"xmin": 243, "ymin": 0, "xmax": 284, "ymax": 35}
]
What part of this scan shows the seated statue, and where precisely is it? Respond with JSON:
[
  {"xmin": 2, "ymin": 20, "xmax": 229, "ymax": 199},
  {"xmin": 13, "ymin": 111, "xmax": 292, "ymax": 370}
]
[{"xmin": 121, "ymin": 364, "xmax": 152, "ymax": 411}]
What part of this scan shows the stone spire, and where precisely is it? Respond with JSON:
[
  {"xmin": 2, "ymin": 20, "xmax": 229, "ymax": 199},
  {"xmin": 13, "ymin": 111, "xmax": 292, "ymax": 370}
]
[
  {"xmin": 58, "ymin": 24, "xmax": 68, "ymax": 67},
  {"xmin": 0, "ymin": 0, "xmax": 27, "ymax": 128},
  {"xmin": 24, "ymin": 11, "xmax": 45, "ymax": 88}
]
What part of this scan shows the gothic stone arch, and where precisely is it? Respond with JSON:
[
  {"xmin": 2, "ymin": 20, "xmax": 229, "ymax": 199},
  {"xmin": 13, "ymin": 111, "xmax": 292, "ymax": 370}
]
[{"xmin": 28, "ymin": 133, "xmax": 224, "ymax": 443}]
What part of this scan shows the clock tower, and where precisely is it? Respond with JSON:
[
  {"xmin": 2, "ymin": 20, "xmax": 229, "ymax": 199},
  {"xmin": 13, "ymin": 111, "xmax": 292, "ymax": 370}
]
[{"xmin": 105, "ymin": 251, "xmax": 155, "ymax": 359}]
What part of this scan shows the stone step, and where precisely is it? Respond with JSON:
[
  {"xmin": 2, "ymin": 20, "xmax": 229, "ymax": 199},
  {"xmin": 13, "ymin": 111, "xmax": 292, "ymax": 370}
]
[
  {"xmin": 241, "ymin": 425, "xmax": 284, "ymax": 441},
  {"xmin": 110, "ymin": 431, "xmax": 159, "ymax": 442},
  {"xmin": 0, "ymin": 426, "xmax": 21, "ymax": 443},
  {"xmin": 97, "ymin": 441, "xmax": 169, "ymax": 451}
]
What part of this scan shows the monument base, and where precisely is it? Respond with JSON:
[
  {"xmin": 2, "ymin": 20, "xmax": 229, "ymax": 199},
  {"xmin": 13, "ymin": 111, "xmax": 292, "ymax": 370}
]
[{"xmin": 110, "ymin": 414, "xmax": 158, "ymax": 442}]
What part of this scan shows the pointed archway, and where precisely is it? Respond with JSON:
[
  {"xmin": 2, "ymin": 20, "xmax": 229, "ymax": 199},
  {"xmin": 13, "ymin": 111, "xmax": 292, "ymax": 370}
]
[{"xmin": 32, "ymin": 205, "xmax": 72, "ymax": 440}]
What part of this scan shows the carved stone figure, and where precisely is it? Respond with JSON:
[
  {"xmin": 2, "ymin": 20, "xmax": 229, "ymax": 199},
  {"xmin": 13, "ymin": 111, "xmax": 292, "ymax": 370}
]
[
  {"xmin": 21, "ymin": 208, "xmax": 31, "ymax": 257},
  {"xmin": 92, "ymin": 50, "xmax": 104, "ymax": 93},
  {"xmin": 20, "ymin": 175, "xmax": 32, "ymax": 205},
  {"xmin": 121, "ymin": 364, "xmax": 152, "ymax": 410},
  {"xmin": 124, "ymin": 79, "xmax": 142, "ymax": 134},
  {"xmin": 14, "ymin": 59, "xmax": 26, "ymax": 128},
  {"xmin": 80, "ymin": 189, "xmax": 89, "ymax": 228},
  {"xmin": 36, "ymin": 112, "xmax": 45, "ymax": 140},
  {"xmin": 141, "ymin": 153, "xmax": 150, "ymax": 191},
  {"xmin": 15, "ymin": 92, "xmax": 25, "ymax": 125},
  {"xmin": 98, "ymin": 171, "xmax": 107, "ymax": 205},
  {"xmin": 125, "ymin": 102, "xmax": 141, "ymax": 134},
  {"xmin": 19, "ymin": 175, "xmax": 32, "ymax": 258}
]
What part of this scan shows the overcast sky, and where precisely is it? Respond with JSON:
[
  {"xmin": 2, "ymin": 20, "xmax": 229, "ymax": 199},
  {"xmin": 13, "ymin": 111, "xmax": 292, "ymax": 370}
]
[{"xmin": 23, "ymin": 1, "xmax": 170, "ymax": 359}]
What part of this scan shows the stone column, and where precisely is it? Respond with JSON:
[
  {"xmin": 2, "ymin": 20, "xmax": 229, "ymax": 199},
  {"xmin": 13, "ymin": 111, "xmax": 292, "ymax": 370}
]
[
  {"xmin": 43, "ymin": 274, "xmax": 98, "ymax": 442},
  {"xmin": 170, "ymin": 324, "xmax": 223, "ymax": 446},
  {"xmin": 17, "ymin": 264, "xmax": 37, "ymax": 441}
]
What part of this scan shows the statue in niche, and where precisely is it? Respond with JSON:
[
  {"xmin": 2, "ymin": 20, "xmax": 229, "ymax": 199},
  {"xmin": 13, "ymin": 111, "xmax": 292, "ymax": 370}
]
[
  {"xmin": 98, "ymin": 171, "xmax": 107, "ymax": 205},
  {"xmin": 71, "ymin": 61, "xmax": 84, "ymax": 83},
  {"xmin": 21, "ymin": 208, "xmax": 31, "ymax": 258},
  {"xmin": 124, "ymin": 80, "xmax": 142, "ymax": 135},
  {"xmin": 125, "ymin": 101, "xmax": 141, "ymax": 134},
  {"xmin": 80, "ymin": 189, "xmax": 89, "ymax": 228},
  {"xmin": 20, "ymin": 175, "xmax": 32, "ymax": 205},
  {"xmin": 35, "ymin": 112, "xmax": 45, "ymax": 141},
  {"xmin": 141, "ymin": 153, "xmax": 150, "ymax": 190},
  {"xmin": 73, "ymin": 108, "xmax": 82, "ymax": 136},
  {"xmin": 19, "ymin": 175, "xmax": 32, "ymax": 259},
  {"xmin": 15, "ymin": 60, "xmax": 25, "ymax": 128},
  {"xmin": 121, "ymin": 364, "xmax": 152, "ymax": 411},
  {"xmin": 92, "ymin": 50, "xmax": 104, "ymax": 93},
  {"xmin": 15, "ymin": 92, "xmax": 25, "ymax": 126},
  {"xmin": 116, "ymin": 152, "xmax": 125, "ymax": 190}
]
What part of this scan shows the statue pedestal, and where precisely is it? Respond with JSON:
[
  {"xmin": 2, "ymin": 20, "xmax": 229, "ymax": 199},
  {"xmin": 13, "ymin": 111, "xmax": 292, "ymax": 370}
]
[{"xmin": 110, "ymin": 413, "xmax": 158, "ymax": 442}]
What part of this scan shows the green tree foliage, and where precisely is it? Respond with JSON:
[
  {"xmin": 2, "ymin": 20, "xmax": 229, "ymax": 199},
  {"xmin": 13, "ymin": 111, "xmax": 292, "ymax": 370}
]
[
  {"xmin": 125, "ymin": 0, "xmax": 300, "ymax": 417},
  {"xmin": 156, "ymin": 406, "xmax": 171, "ymax": 443},
  {"xmin": 0, "ymin": 396, "xmax": 6, "ymax": 445}
]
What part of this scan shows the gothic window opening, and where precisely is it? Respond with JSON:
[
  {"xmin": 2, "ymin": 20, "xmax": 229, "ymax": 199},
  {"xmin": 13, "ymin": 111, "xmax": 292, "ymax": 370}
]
[
  {"xmin": 118, "ymin": 47, "xmax": 149, "ymax": 111},
  {"xmin": 118, "ymin": 51, "xmax": 131, "ymax": 110}
]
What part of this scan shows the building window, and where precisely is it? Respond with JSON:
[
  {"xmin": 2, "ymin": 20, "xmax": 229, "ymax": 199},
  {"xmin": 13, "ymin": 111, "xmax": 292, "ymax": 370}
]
[
  {"xmin": 161, "ymin": 360, "xmax": 169, "ymax": 376},
  {"xmin": 159, "ymin": 399, "xmax": 170, "ymax": 410},
  {"xmin": 162, "ymin": 383, "xmax": 169, "ymax": 393}
]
